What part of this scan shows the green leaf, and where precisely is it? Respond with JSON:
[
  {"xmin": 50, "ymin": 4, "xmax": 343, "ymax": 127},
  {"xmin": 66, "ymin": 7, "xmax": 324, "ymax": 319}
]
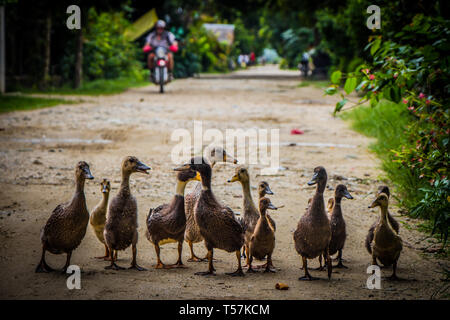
[
  {"xmin": 344, "ymin": 77, "xmax": 357, "ymax": 94},
  {"xmin": 356, "ymin": 80, "xmax": 368, "ymax": 91},
  {"xmin": 331, "ymin": 71, "xmax": 342, "ymax": 84},
  {"xmin": 334, "ymin": 99, "xmax": 348, "ymax": 114},
  {"xmin": 370, "ymin": 38, "xmax": 381, "ymax": 56},
  {"xmin": 325, "ymin": 87, "xmax": 337, "ymax": 95}
]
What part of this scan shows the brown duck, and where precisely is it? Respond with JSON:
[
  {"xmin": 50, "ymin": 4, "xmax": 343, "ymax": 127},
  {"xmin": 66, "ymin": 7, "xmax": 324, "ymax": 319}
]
[
  {"xmin": 146, "ymin": 169, "xmax": 201, "ymax": 269},
  {"xmin": 184, "ymin": 147, "xmax": 236, "ymax": 262},
  {"xmin": 293, "ymin": 166, "xmax": 332, "ymax": 280},
  {"xmin": 228, "ymin": 168, "xmax": 275, "ymax": 267},
  {"xmin": 367, "ymin": 193, "xmax": 403, "ymax": 280},
  {"xmin": 36, "ymin": 161, "xmax": 94, "ymax": 273},
  {"xmin": 327, "ymin": 184, "xmax": 353, "ymax": 268},
  {"xmin": 365, "ymin": 186, "xmax": 400, "ymax": 255},
  {"xmin": 258, "ymin": 181, "xmax": 276, "ymax": 231},
  {"xmin": 103, "ymin": 156, "xmax": 150, "ymax": 271},
  {"xmin": 176, "ymin": 157, "xmax": 244, "ymax": 276},
  {"xmin": 247, "ymin": 197, "xmax": 278, "ymax": 273},
  {"xmin": 90, "ymin": 179, "xmax": 117, "ymax": 260}
]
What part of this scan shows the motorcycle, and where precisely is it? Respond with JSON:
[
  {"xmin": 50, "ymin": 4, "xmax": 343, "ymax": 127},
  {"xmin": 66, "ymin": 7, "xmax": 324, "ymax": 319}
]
[{"xmin": 152, "ymin": 46, "xmax": 170, "ymax": 93}]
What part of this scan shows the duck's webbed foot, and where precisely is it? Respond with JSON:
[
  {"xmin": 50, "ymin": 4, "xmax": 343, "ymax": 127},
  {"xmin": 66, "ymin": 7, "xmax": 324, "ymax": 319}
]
[
  {"xmin": 35, "ymin": 260, "xmax": 54, "ymax": 273},
  {"xmin": 334, "ymin": 261, "xmax": 348, "ymax": 269},
  {"xmin": 188, "ymin": 255, "xmax": 206, "ymax": 262},
  {"xmin": 105, "ymin": 262, "xmax": 125, "ymax": 270},
  {"xmin": 169, "ymin": 261, "xmax": 187, "ymax": 269},
  {"xmin": 195, "ymin": 270, "xmax": 216, "ymax": 276},
  {"xmin": 226, "ymin": 268, "xmax": 245, "ymax": 277},
  {"xmin": 129, "ymin": 263, "xmax": 147, "ymax": 271},
  {"xmin": 298, "ymin": 274, "xmax": 319, "ymax": 281}
]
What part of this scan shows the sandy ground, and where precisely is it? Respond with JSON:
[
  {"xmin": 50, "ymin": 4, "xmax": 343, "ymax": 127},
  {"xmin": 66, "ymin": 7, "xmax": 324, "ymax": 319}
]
[{"xmin": 0, "ymin": 65, "xmax": 447, "ymax": 300}]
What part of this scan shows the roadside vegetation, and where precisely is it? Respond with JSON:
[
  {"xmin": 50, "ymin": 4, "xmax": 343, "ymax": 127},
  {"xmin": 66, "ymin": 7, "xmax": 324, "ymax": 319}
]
[{"xmin": 0, "ymin": 95, "xmax": 78, "ymax": 114}]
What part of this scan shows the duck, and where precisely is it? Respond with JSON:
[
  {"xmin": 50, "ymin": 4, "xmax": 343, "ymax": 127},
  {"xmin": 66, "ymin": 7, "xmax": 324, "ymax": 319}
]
[
  {"xmin": 228, "ymin": 168, "xmax": 276, "ymax": 268},
  {"xmin": 258, "ymin": 181, "xmax": 276, "ymax": 231},
  {"xmin": 89, "ymin": 179, "xmax": 116, "ymax": 260},
  {"xmin": 103, "ymin": 156, "xmax": 151, "ymax": 271},
  {"xmin": 367, "ymin": 193, "xmax": 403, "ymax": 280},
  {"xmin": 35, "ymin": 161, "xmax": 94, "ymax": 273},
  {"xmin": 293, "ymin": 166, "xmax": 332, "ymax": 280},
  {"xmin": 176, "ymin": 157, "xmax": 244, "ymax": 276},
  {"xmin": 146, "ymin": 168, "xmax": 201, "ymax": 269},
  {"xmin": 327, "ymin": 184, "xmax": 353, "ymax": 268},
  {"xmin": 184, "ymin": 147, "xmax": 237, "ymax": 262},
  {"xmin": 247, "ymin": 197, "xmax": 278, "ymax": 273},
  {"xmin": 365, "ymin": 186, "xmax": 400, "ymax": 255}
]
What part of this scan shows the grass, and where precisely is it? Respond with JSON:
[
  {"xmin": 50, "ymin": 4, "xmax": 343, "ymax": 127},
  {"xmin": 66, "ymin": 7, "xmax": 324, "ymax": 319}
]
[
  {"xmin": 340, "ymin": 100, "xmax": 423, "ymax": 209},
  {"xmin": 298, "ymin": 80, "xmax": 330, "ymax": 89},
  {"xmin": 21, "ymin": 76, "xmax": 149, "ymax": 96},
  {"xmin": 0, "ymin": 95, "xmax": 78, "ymax": 114}
]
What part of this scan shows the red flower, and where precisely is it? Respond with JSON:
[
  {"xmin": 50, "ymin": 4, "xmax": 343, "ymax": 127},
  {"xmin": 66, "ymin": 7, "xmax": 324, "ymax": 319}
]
[
  {"xmin": 393, "ymin": 73, "xmax": 398, "ymax": 79},
  {"xmin": 418, "ymin": 158, "xmax": 423, "ymax": 163},
  {"xmin": 426, "ymin": 99, "xmax": 431, "ymax": 105},
  {"xmin": 418, "ymin": 93, "xmax": 425, "ymax": 99},
  {"xmin": 369, "ymin": 74, "xmax": 375, "ymax": 80},
  {"xmin": 408, "ymin": 106, "xmax": 414, "ymax": 110},
  {"xmin": 403, "ymin": 99, "xmax": 408, "ymax": 104}
]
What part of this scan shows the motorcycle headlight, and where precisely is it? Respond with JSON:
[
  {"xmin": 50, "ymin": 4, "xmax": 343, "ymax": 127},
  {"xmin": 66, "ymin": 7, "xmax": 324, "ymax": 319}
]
[{"xmin": 156, "ymin": 47, "xmax": 165, "ymax": 58}]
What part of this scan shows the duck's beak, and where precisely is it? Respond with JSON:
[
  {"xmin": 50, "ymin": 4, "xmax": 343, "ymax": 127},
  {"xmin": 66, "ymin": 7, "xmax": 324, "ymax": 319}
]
[
  {"xmin": 264, "ymin": 185, "xmax": 274, "ymax": 195},
  {"xmin": 267, "ymin": 202, "xmax": 278, "ymax": 210},
  {"xmin": 136, "ymin": 161, "xmax": 151, "ymax": 174},
  {"xmin": 307, "ymin": 172, "xmax": 318, "ymax": 185},
  {"xmin": 193, "ymin": 171, "xmax": 202, "ymax": 181},
  {"xmin": 343, "ymin": 190, "xmax": 353, "ymax": 199},
  {"xmin": 368, "ymin": 199, "xmax": 377, "ymax": 208},
  {"xmin": 84, "ymin": 168, "xmax": 94, "ymax": 180},
  {"xmin": 224, "ymin": 153, "xmax": 238, "ymax": 164},
  {"xmin": 174, "ymin": 163, "xmax": 191, "ymax": 171},
  {"xmin": 228, "ymin": 174, "xmax": 239, "ymax": 183}
]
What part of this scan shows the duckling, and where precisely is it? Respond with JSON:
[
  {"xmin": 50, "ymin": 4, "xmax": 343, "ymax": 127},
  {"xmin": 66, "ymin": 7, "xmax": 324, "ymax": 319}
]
[
  {"xmin": 293, "ymin": 166, "xmax": 332, "ymax": 280},
  {"xmin": 257, "ymin": 181, "xmax": 276, "ymax": 231},
  {"xmin": 89, "ymin": 179, "xmax": 116, "ymax": 260},
  {"xmin": 146, "ymin": 169, "xmax": 201, "ymax": 269},
  {"xmin": 327, "ymin": 198, "xmax": 334, "ymax": 213},
  {"xmin": 247, "ymin": 197, "xmax": 278, "ymax": 273},
  {"xmin": 176, "ymin": 157, "xmax": 244, "ymax": 276},
  {"xmin": 228, "ymin": 168, "xmax": 276, "ymax": 268},
  {"xmin": 328, "ymin": 184, "xmax": 353, "ymax": 268},
  {"xmin": 184, "ymin": 147, "xmax": 237, "ymax": 262},
  {"xmin": 367, "ymin": 193, "xmax": 403, "ymax": 280},
  {"xmin": 35, "ymin": 161, "xmax": 94, "ymax": 273},
  {"xmin": 365, "ymin": 186, "xmax": 400, "ymax": 255},
  {"xmin": 103, "ymin": 156, "xmax": 151, "ymax": 271}
]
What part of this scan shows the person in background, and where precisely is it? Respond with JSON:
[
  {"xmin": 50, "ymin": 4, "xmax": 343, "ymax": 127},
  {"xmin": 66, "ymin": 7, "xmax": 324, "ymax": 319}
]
[
  {"xmin": 249, "ymin": 51, "xmax": 256, "ymax": 66},
  {"xmin": 143, "ymin": 20, "xmax": 178, "ymax": 80}
]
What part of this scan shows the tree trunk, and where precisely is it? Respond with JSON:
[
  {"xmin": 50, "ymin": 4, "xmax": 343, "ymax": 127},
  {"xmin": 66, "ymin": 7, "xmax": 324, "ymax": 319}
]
[
  {"xmin": 74, "ymin": 27, "xmax": 83, "ymax": 89},
  {"xmin": 42, "ymin": 9, "xmax": 51, "ymax": 86}
]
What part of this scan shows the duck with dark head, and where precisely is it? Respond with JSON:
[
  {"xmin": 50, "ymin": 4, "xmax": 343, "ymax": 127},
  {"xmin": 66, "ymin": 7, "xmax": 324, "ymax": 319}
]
[
  {"xmin": 368, "ymin": 193, "xmax": 403, "ymax": 280},
  {"xmin": 293, "ymin": 166, "xmax": 332, "ymax": 280},
  {"xmin": 247, "ymin": 197, "xmax": 278, "ymax": 273},
  {"xmin": 36, "ymin": 161, "xmax": 94, "ymax": 273},
  {"xmin": 176, "ymin": 156, "xmax": 244, "ymax": 276},
  {"xmin": 184, "ymin": 146, "xmax": 237, "ymax": 262},
  {"xmin": 103, "ymin": 156, "xmax": 151, "ymax": 271},
  {"xmin": 146, "ymin": 168, "xmax": 201, "ymax": 269}
]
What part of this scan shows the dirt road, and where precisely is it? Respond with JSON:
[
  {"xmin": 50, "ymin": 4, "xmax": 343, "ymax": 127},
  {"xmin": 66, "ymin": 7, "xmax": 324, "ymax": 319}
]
[{"xmin": 0, "ymin": 66, "xmax": 446, "ymax": 299}]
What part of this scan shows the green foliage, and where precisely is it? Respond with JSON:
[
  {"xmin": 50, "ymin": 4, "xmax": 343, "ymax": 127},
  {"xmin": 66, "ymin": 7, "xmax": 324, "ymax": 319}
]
[
  {"xmin": 62, "ymin": 9, "xmax": 144, "ymax": 82},
  {"xmin": 0, "ymin": 95, "xmax": 77, "ymax": 113},
  {"xmin": 280, "ymin": 27, "xmax": 314, "ymax": 68},
  {"xmin": 330, "ymin": 14, "xmax": 450, "ymax": 242}
]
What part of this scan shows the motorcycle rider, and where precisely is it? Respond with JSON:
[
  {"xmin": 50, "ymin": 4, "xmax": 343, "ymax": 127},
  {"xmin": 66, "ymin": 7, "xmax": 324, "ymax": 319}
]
[{"xmin": 143, "ymin": 20, "xmax": 178, "ymax": 80}]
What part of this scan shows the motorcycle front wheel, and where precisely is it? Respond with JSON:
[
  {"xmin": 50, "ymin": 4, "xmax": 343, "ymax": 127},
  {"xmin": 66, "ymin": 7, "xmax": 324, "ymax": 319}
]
[{"xmin": 159, "ymin": 67, "xmax": 164, "ymax": 93}]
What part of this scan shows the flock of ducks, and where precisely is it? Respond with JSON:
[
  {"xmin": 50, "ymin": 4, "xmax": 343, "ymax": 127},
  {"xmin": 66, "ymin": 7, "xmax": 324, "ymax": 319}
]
[{"xmin": 35, "ymin": 147, "xmax": 403, "ymax": 281}]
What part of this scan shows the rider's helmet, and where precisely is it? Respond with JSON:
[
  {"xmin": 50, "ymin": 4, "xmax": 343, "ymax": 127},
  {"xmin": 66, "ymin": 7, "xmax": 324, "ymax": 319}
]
[{"xmin": 155, "ymin": 20, "xmax": 166, "ymax": 29}]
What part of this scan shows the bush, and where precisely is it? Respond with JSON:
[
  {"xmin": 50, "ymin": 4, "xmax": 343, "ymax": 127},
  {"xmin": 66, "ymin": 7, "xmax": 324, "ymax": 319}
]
[{"xmin": 327, "ymin": 14, "xmax": 450, "ymax": 243}]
